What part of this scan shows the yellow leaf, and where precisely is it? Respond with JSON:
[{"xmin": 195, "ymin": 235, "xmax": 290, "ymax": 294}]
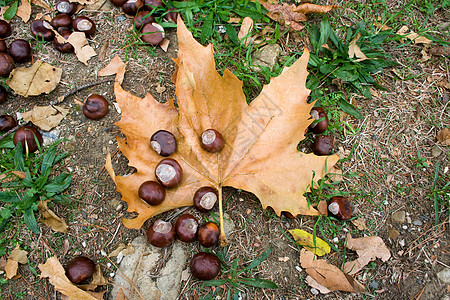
[{"xmin": 288, "ymin": 229, "xmax": 330, "ymax": 256}]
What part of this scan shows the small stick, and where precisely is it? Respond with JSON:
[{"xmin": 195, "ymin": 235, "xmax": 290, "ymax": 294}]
[
  {"xmin": 218, "ymin": 184, "xmax": 228, "ymax": 246},
  {"xmin": 50, "ymin": 78, "xmax": 114, "ymax": 105}
]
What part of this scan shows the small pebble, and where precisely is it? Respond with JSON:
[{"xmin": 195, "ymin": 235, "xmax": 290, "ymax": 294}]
[
  {"xmin": 333, "ymin": 237, "xmax": 339, "ymax": 243},
  {"xmin": 413, "ymin": 220, "xmax": 423, "ymax": 226},
  {"xmin": 369, "ymin": 280, "xmax": 379, "ymax": 289},
  {"xmin": 402, "ymin": 225, "xmax": 408, "ymax": 230},
  {"xmin": 310, "ymin": 288, "xmax": 319, "ymax": 295},
  {"xmin": 117, "ymin": 15, "xmax": 127, "ymax": 22},
  {"xmin": 110, "ymin": 272, "xmax": 115, "ymax": 277},
  {"xmin": 81, "ymin": 241, "xmax": 86, "ymax": 248},
  {"xmin": 399, "ymin": 239, "xmax": 405, "ymax": 247},
  {"xmin": 101, "ymin": 250, "xmax": 107, "ymax": 256},
  {"xmin": 295, "ymin": 266, "xmax": 302, "ymax": 273},
  {"xmin": 107, "ymin": 262, "xmax": 112, "ymax": 268}
]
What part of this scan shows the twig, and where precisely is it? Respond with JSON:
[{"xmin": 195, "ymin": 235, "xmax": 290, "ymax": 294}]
[{"xmin": 50, "ymin": 78, "xmax": 114, "ymax": 105}]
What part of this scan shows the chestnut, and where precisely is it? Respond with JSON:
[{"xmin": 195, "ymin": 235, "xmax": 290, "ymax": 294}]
[
  {"xmin": 193, "ymin": 187, "xmax": 218, "ymax": 212},
  {"xmin": 147, "ymin": 219, "xmax": 175, "ymax": 247},
  {"xmin": 309, "ymin": 107, "xmax": 329, "ymax": 134},
  {"xmin": 311, "ymin": 135, "xmax": 334, "ymax": 156},
  {"xmin": 13, "ymin": 126, "xmax": 43, "ymax": 153},
  {"xmin": 143, "ymin": 0, "xmax": 163, "ymax": 11},
  {"xmin": 328, "ymin": 196, "xmax": 352, "ymax": 220},
  {"xmin": 200, "ymin": 129, "xmax": 225, "ymax": 153},
  {"xmin": 30, "ymin": 20, "xmax": 55, "ymax": 41},
  {"xmin": 65, "ymin": 256, "xmax": 96, "ymax": 284},
  {"xmin": 73, "ymin": 16, "xmax": 96, "ymax": 36},
  {"xmin": 56, "ymin": 0, "xmax": 78, "ymax": 15},
  {"xmin": 8, "ymin": 39, "xmax": 32, "ymax": 63},
  {"xmin": 0, "ymin": 114, "xmax": 16, "ymax": 131},
  {"xmin": 0, "ymin": 85, "xmax": 8, "ymax": 103},
  {"xmin": 175, "ymin": 214, "xmax": 198, "ymax": 243},
  {"xmin": 138, "ymin": 180, "xmax": 166, "ymax": 206},
  {"xmin": 51, "ymin": 14, "xmax": 73, "ymax": 30},
  {"xmin": 54, "ymin": 30, "xmax": 74, "ymax": 53},
  {"xmin": 134, "ymin": 11, "xmax": 155, "ymax": 30},
  {"xmin": 150, "ymin": 130, "xmax": 176, "ymax": 156},
  {"xmin": 122, "ymin": 0, "xmax": 143, "ymax": 16},
  {"xmin": 190, "ymin": 252, "xmax": 220, "ymax": 281},
  {"xmin": 197, "ymin": 222, "xmax": 220, "ymax": 248},
  {"xmin": 82, "ymin": 94, "xmax": 108, "ymax": 120},
  {"xmin": 155, "ymin": 158, "xmax": 182, "ymax": 188},
  {"xmin": 165, "ymin": 8, "xmax": 179, "ymax": 24},
  {"xmin": 0, "ymin": 53, "xmax": 14, "ymax": 77},
  {"xmin": 0, "ymin": 20, "xmax": 11, "ymax": 38},
  {"xmin": 109, "ymin": 0, "xmax": 127, "ymax": 6},
  {"xmin": 0, "ymin": 39, "xmax": 7, "ymax": 52},
  {"xmin": 141, "ymin": 23, "xmax": 164, "ymax": 46}
]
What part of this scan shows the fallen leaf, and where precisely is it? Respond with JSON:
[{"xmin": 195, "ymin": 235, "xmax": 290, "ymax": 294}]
[
  {"xmin": 238, "ymin": 17, "xmax": 253, "ymax": 46},
  {"xmin": 106, "ymin": 18, "xmax": 338, "ymax": 231},
  {"xmin": 300, "ymin": 249, "xmax": 365, "ymax": 293},
  {"xmin": 294, "ymin": 3, "xmax": 339, "ymax": 14},
  {"xmin": 351, "ymin": 217, "xmax": 367, "ymax": 231},
  {"xmin": 420, "ymin": 49, "xmax": 431, "ymax": 61},
  {"xmin": 155, "ymin": 83, "xmax": 166, "ymax": 94},
  {"xmin": 429, "ymin": 46, "xmax": 450, "ymax": 57},
  {"xmin": 343, "ymin": 234, "xmax": 391, "ymax": 275},
  {"xmin": 10, "ymin": 171, "xmax": 27, "ymax": 179},
  {"xmin": 22, "ymin": 105, "xmax": 69, "ymax": 131},
  {"xmin": 288, "ymin": 229, "xmax": 330, "ymax": 256},
  {"xmin": 437, "ymin": 128, "xmax": 450, "ymax": 146},
  {"xmin": 38, "ymin": 200, "xmax": 69, "ymax": 233},
  {"xmin": 348, "ymin": 33, "xmax": 369, "ymax": 61},
  {"xmin": 278, "ymin": 256, "xmax": 290, "ymax": 262},
  {"xmin": 227, "ymin": 17, "xmax": 241, "ymax": 23},
  {"xmin": 5, "ymin": 245, "xmax": 28, "ymax": 279},
  {"xmin": 373, "ymin": 21, "xmax": 391, "ymax": 31},
  {"xmin": 78, "ymin": 265, "xmax": 108, "ymax": 291},
  {"xmin": 5, "ymin": 259, "xmax": 18, "ymax": 279},
  {"xmin": 316, "ymin": 200, "xmax": 328, "ymax": 216},
  {"xmin": 396, "ymin": 26, "xmax": 432, "ymax": 44},
  {"xmin": 306, "ymin": 275, "xmax": 331, "ymax": 294},
  {"xmin": 98, "ymin": 55, "xmax": 126, "ymax": 84},
  {"xmin": 31, "ymin": 0, "xmax": 51, "ymax": 10},
  {"xmin": 39, "ymin": 256, "xmax": 99, "ymax": 300},
  {"xmin": 262, "ymin": 3, "xmax": 306, "ymax": 31},
  {"xmin": 160, "ymin": 38, "xmax": 170, "ymax": 52},
  {"xmin": 0, "ymin": 257, "xmax": 6, "ymax": 270},
  {"xmin": 16, "ymin": 0, "xmax": 31, "ymax": 22},
  {"xmin": 6, "ymin": 61, "xmax": 62, "ymax": 97},
  {"xmin": 108, "ymin": 243, "xmax": 126, "ymax": 257},
  {"xmin": 74, "ymin": 0, "xmax": 97, "ymax": 5},
  {"xmin": 67, "ymin": 32, "xmax": 97, "ymax": 65},
  {"xmin": 115, "ymin": 289, "xmax": 128, "ymax": 300}
]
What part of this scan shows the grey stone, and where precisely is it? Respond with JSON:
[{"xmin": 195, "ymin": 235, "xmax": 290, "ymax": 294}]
[
  {"xmin": 109, "ymin": 236, "xmax": 187, "ymax": 300},
  {"xmin": 223, "ymin": 213, "xmax": 235, "ymax": 237},
  {"xmin": 253, "ymin": 44, "xmax": 281, "ymax": 72},
  {"xmin": 437, "ymin": 268, "xmax": 450, "ymax": 284},
  {"xmin": 369, "ymin": 280, "xmax": 379, "ymax": 290},
  {"xmin": 392, "ymin": 211, "xmax": 406, "ymax": 223},
  {"xmin": 432, "ymin": 146, "xmax": 443, "ymax": 157},
  {"xmin": 412, "ymin": 219, "xmax": 423, "ymax": 226}
]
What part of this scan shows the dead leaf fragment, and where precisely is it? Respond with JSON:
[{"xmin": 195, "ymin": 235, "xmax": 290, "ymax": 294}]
[
  {"xmin": 155, "ymin": 83, "xmax": 166, "ymax": 94},
  {"xmin": 115, "ymin": 289, "xmax": 128, "ymax": 300},
  {"xmin": 6, "ymin": 61, "xmax": 62, "ymax": 97},
  {"xmin": 22, "ymin": 105, "xmax": 69, "ymax": 131},
  {"xmin": 396, "ymin": 26, "xmax": 432, "ymax": 44},
  {"xmin": 316, "ymin": 200, "xmax": 328, "ymax": 216},
  {"xmin": 67, "ymin": 32, "xmax": 97, "ymax": 65},
  {"xmin": 5, "ymin": 245, "xmax": 28, "ymax": 279},
  {"xmin": 437, "ymin": 128, "xmax": 450, "ymax": 146},
  {"xmin": 351, "ymin": 217, "xmax": 367, "ymax": 230},
  {"xmin": 348, "ymin": 33, "xmax": 369, "ymax": 61},
  {"xmin": 289, "ymin": 229, "xmax": 330, "ymax": 256},
  {"xmin": 343, "ymin": 234, "xmax": 391, "ymax": 275},
  {"xmin": 294, "ymin": 3, "xmax": 339, "ymax": 14},
  {"xmin": 238, "ymin": 17, "xmax": 253, "ymax": 45},
  {"xmin": 38, "ymin": 200, "xmax": 69, "ymax": 233},
  {"xmin": 262, "ymin": 3, "xmax": 306, "ymax": 31},
  {"xmin": 39, "ymin": 256, "xmax": 99, "ymax": 300},
  {"xmin": 98, "ymin": 55, "xmax": 126, "ymax": 84},
  {"xmin": 16, "ymin": 0, "xmax": 31, "ymax": 22},
  {"xmin": 300, "ymin": 249, "xmax": 365, "ymax": 293},
  {"xmin": 31, "ymin": 0, "xmax": 51, "ymax": 10},
  {"xmin": 306, "ymin": 275, "xmax": 332, "ymax": 294}
]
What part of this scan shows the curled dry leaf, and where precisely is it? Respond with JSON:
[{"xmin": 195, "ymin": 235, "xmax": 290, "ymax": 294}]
[
  {"xmin": 16, "ymin": 0, "xmax": 31, "ymax": 22},
  {"xmin": 238, "ymin": 17, "xmax": 253, "ymax": 46},
  {"xmin": 6, "ymin": 61, "xmax": 62, "ymax": 97},
  {"xmin": 31, "ymin": 0, "xmax": 51, "ymax": 11},
  {"xmin": 351, "ymin": 217, "xmax": 368, "ymax": 231},
  {"xmin": 300, "ymin": 249, "xmax": 365, "ymax": 293},
  {"xmin": 262, "ymin": 3, "xmax": 306, "ymax": 31},
  {"xmin": 348, "ymin": 33, "xmax": 369, "ymax": 61},
  {"xmin": 294, "ymin": 3, "xmax": 339, "ymax": 14},
  {"xmin": 396, "ymin": 25, "xmax": 432, "ymax": 44},
  {"xmin": 5, "ymin": 244, "xmax": 28, "ymax": 279},
  {"xmin": 288, "ymin": 229, "xmax": 330, "ymax": 256},
  {"xmin": 98, "ymin": 55, "xmax": 126, "ymax": 85},
  {"xmin": 316, "ymin": 200, "xmax": 328, "ymax": 216},
  {"xmin": 38, "ymin": 200, "xmax": 69, "ymax": 233},
  {"xmin": 22, "ymin": 105, "xmax": 69, "ymax": 131},
  {"xmin": 343, "ymin": 234, "xmax": 391, "ymax": 275},
  {"xmin": 436, "ymin": 128, "xmax": 450, "ymax": 146},
  {"xmin": 306, "ymin": 275, "xmax": 332, "ymax": 294},
  {"xmin": 106, "ymin": 18, "xmax": 338, "ymax": 240},
  {"xmin": 66, "ymin": 32, "xmax": 97, "ymax": 65}
]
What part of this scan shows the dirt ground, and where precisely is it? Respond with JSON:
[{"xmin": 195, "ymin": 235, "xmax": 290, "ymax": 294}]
[{"xmin": 0, "ymin": 0, "xmax": 449, "ymax": 299}]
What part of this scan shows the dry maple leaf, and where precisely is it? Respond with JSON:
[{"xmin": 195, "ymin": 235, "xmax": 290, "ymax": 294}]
[
  {"xmin": 262, "ymin": 3, "xmax": 306, "ymax": 31},
  {"xmin": 106, "ymin": 18, "xmax": 338, "ymax": 242}
]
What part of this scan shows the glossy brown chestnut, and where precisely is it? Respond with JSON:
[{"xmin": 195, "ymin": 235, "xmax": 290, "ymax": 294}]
[
  {"xmin": 175, "ymin": 214, "xmax": 198, "ymax": 243},
  {"xmin": 147, "ymin": 219, "xmax": 175, "ymax": 247},
  {"xmin": 165, "ymin": 8, "xmax": 179, "ymax": 24},
  {"xmin": 8, "ymin": 39, "xmax": 32, "ymax": 63},
  {"xmin": 65, "ymin": 256, "xmax": 96, "ymax": 284},
  {"xmin": 13, "ymin": 126, "xmax": 43, "ymax": 153},
  {"xmin": 83, "ymin": 94, "xmax": 108, "ymax": 120},
  {"xmin": 141, "ymin": 23, "xmax": 164, "ymax": 45},
  {"xmin": 312, "ymin": 135, "xmax": 334, "ymax": 156},
  {"xmin": 328, "ymin": 196, "xmax": 352, "ymax": 220},
  {"xmin": 0, "ymin": 53, "xmax": 14, "ymax": 77},
  {"xmin": 54, "ymin": 30, "xmax": 74, "ymax": 53},
  {"xmin": 51, "ymin": 14, "xmax": 73, "ymax": 30},
  {"xmin": 309, "ymin": 107, "xmax": 329, "ymax": 134},
  {"xmin": 0, "ymin": 20, "xmax": 11, "ymax": 38},
  {"xmin": 150, "ymin": 130, "xmax": 176, "ymax": 156},
  {"xmin": 109, "ymin": 0, "xmax": 127, "ymax": 6},
  {"xmin": 197, "ymin": 222, "xmax": 220, "ymax": 248},
  {"xmin": 30, "ymin": 20, "xmax": 55, "ymax": 41},
  {"xmin": 193, "ymin": 187, "xmax": 218, "ymax": 212},
  {"xmin": 0, "ymin": 85, "xmax": 7, "ymax": 103},
  {"xmin": 0, "ymin": 39, "xmax": 7, "ymax": 52},
  {"xmin": 190, "ymin": 252, "xmax": 221, "ymax": 280},
  {"xmin": 0, "ymin": 115, "xmax": 16, "ymax": 131},
  {"xmin": 122, "ymin": 0, "xmax": 143, "ymax": 16},
  {"xmin": 138, "ymin": 180, "xmax": 166, "ymax": 206},
  {"xmin": 56, "ymin": 0, "xmax": 78, "ymax": 15},
  {"xmin": 200, "ymin": 129, "xmax": 225, "ymax": 153},
  {"xmin": 73, "ymin": 16, "xmax": 96, "ymax": 36},
  {"xmin": 134, "ymin": 11, "xmax": 155, "ymax": 30},
  {"xmin": 143, "ymin": 0, "xmax": 163, "ymax": 11},
  {"xmin": 155, "ymin": 158, "xmax": 182, "ymax": 188}
]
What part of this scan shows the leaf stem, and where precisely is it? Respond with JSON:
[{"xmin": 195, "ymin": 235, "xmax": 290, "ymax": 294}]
[{"xmin": 218, "ymin": 184, "xmax": 228, "ymax": 246}]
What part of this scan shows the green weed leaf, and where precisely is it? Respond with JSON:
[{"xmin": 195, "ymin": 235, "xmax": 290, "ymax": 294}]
[
  {"xmin": 3, "ymin": 0, "xmax": 18, "ymax": 20},
  {"xmin": 237, "ymin": 278, "xmax": 278, "ymax": 289},
  {"xmin": 338, "ymin": 99, "xmax": 363, "ymax": 119},
  {"xmin": 24, "ymin": 208, "xmax": 40, "ymax": 234}
]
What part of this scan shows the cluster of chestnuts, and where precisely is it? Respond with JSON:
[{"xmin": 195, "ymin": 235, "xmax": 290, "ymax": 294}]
[
  {"xmin": 309, "ymin": 106, "xmax": 334, "ymax": 156},
  {"xmin": 30, "ymin": 0, "xmax": 96, "ymax": 54}
]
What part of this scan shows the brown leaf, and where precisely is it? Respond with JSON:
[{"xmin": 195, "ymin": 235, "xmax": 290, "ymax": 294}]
[
  {"xmin": 91, "ymin": 265, "xmax": 108, "ymax": 286},
  {"xmin": 115, "ymin": 289, "xmax": 128, "ymax": 300},
  {"xmin": 0, "ymin": 257, "xmax": 6, "ymax": 271},
  {"xmin": 262, "ymin": 3, "xmax": 306, "ymax": 31},
  {"xmin": 98, "ymin": 55, "xmax": 126, "ymax": 84},
  {"xmin": 306, "ymin": 275, "xmax": 331, "ymax": 294},
  {"xmin": 316, "ymin": 200, "xmax": 328, "ymax": 216},
  {"xmin": 39, "ymin": 256, "xmax": 98, "ymax": 300},
  {"xmin": 343, "ymin": 234, "xmax": 391, "ymax": 275},
  {"xmin": 429, "ymin": 46, "xmax": 450, "ymax": 57},
  {"xmin": 396, "ymin": 26, "xmax": 432, "ymax": 44},
  {"xmin": 351, "ymin": 217, "xmax": 367, "ymax": 230},
  {"xmin": 5, "ymin": 259, "xmax": 18, "ymax": 279},
  {"xmin": 10, "ymin": 171, "xmax": 27, "ymax": 179},
  {"xmin": 348, "ymin": 33, "xmax": 369, "ymax": 61},
  {"xmin": 67, "ymin": 32, "xmax": 97, "ymax": 65},
  {"xmin": 38, "ymin": 200, "xmax": 69, "ymax": 233},
  {"xmin": 238, "ymin": 17, "xmax": 253, "ymax": 46},
  {"xmin": 5, "ymin": 245, "xmax": 28, "ymax": 279},
  {"xmin": 107, "ymin": 19, "xmax": 338, "ymax": 229},
  {"xmin": 22, "ymin": 105, "xmax": 69, "ymax": 131},
  {"xmin": 437, "ymin": 128, "xmax": 450, "ymax": 146},
  {"xmin": 16, "ymin": 0, "xmax": 31, "ymax": 22},
  {"xmin": 6, "ymin": 61, "xmax": 62, "ymax": 97},
  {"xmin": 300, "ymin": 249, "xmax": 365, "ymax": 293},
  {"xmin": 294, "ymin": 3, "xmax": 339, "ymax": 14},
  {"xmin": 31, "ymin": 0, "xmax": 51, "ymax": 10}
]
